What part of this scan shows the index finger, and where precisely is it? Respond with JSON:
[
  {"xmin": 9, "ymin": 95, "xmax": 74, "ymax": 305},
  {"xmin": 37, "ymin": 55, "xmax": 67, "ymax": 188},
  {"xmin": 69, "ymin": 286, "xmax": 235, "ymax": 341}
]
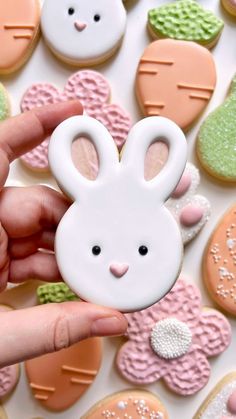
[{"xmin": 0, "ymin": 100, "xmax": 83, "ymax": 187}]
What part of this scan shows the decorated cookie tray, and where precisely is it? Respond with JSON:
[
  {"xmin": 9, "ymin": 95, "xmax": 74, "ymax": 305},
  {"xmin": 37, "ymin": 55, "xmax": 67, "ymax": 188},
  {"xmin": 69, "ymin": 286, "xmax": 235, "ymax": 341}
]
[{"xmin": 1, "ymin": 0, "xmax": 236, "ymax": 418}]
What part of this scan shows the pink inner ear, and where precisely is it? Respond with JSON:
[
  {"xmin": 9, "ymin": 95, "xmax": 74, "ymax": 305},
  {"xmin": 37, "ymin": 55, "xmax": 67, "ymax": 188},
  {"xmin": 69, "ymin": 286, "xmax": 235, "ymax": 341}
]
[
  {"xmin": 228, "ymin": 390, "xmax": 236, "ymax": 414},
  {"xmin": 144, "ymin": 141, "xmax": 168, "ymax": 180},
  {"xmin": 171, "ymin": 172, "xmax": 191, "ymax": 198},
  {"xmin": 180, "ymin": 205, "xmax": 204, "ymax": 227},
  {"xmin": 72, "ymin": 137, "xmax": 99, "ymax": 180}
]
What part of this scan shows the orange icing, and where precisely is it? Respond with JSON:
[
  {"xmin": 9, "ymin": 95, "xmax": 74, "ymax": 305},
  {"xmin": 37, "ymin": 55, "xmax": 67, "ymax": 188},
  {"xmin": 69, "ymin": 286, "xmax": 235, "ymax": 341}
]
[
  {"xmin": 203, "ymin": 204, "xmax": 236, "ymax": 315},
  {"xmin": 25, "ymin": 337, "xmax": 102, "ymax": 412},
  {"xmin": 83, "ymin": 390, "xmax": 168, "ymax": 418},
  {"xmin": 0, "ymin": 0, "xmax": 40, "ymax": 74},
  {"xmin": 136, "ymin": 39, "xmax": 216, "ymax": 131}
]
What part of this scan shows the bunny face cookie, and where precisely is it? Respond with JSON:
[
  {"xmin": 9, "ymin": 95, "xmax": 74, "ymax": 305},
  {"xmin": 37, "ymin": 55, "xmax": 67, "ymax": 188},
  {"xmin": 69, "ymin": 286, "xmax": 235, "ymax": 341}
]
[
  {"xmin": 41, "ymin": 0, "xmax": 127, "ymax": 66},
  {"xmin": 49, "ymin": 116, "xmax": 187, "ymax": 312}
]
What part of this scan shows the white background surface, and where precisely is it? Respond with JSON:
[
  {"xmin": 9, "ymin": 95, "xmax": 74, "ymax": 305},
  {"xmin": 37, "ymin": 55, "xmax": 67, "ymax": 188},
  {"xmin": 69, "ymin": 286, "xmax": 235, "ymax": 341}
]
[{"xmin": 1, "ymin": 0, "xmax": 236, "ymax": 418}]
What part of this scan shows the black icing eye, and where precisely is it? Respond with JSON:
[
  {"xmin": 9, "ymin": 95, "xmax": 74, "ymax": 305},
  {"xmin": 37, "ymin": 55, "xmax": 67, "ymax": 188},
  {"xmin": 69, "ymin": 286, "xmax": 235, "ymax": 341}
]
[
  {"xmin": 68, "ymin": 7, "xmax": 75, "ymax": 15},
  {"xmin": 92, "ymin": 246, "xmax": 101, "ymax": 256},
  {"xmin": 139, "ymin": 246, "xmax": 148, "ymax": 256},
  {"xmin": 94, "ymin": 14, "xmax": 101, "ymax": 22}
]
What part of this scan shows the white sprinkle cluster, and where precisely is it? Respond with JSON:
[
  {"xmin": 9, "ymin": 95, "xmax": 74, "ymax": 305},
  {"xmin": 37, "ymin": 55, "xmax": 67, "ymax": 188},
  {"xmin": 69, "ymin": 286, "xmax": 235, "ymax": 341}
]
[{"xmin": 150, "ymin": 318, "xmax": 192, "ymax": 360}]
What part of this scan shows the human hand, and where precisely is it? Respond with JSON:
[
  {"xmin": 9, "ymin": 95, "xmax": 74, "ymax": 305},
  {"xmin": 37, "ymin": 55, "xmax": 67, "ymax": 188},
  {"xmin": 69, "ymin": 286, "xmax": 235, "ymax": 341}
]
[{"xmin": 0, "ymin": 102, "xmax": 127, "ymax": 367}]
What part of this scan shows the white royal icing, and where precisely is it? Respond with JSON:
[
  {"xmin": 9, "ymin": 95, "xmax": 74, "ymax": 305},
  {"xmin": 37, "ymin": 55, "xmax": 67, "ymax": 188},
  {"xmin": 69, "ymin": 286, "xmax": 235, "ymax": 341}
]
[
  {"xmin": 41, "ymin": 0, "xmax": 127, "ymax": 65},
  {"xmin": 49, "ymin": 116, "xmax": 187, "ymax": 312},
  {"xmin": 150, "ymin": 318, "xmax": 192, "ymax": 359}
]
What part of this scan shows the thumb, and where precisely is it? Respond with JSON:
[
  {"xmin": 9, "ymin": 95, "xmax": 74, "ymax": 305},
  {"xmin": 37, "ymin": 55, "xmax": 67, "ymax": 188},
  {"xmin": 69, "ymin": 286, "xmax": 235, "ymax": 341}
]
[{"xmin": 0, "ymin": 302, "xmax": 127, "ymax": 367}]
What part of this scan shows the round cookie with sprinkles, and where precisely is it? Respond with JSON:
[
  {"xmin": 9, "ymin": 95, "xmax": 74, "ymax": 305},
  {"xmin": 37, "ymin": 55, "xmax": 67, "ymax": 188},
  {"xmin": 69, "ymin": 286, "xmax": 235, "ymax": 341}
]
[
  {"xmin": 148, "ymin": 0, "xmax": 224, "ymax": 49},
  {"xmin": 82, "ymin": 390, "xmax": 169, "ymax": 419},
  {"xmin": 116, "ymin": 278, "xmax": 231, "ymax": 396},
  {"xmin": 136, "ymin": 39, "xmax": 216, "ymax": 131},
  {"xmin": 203, "ymin": 204, "xmax": 236, "ymax": 316},
  {"xmin": 37, "ymin": 282, "xmax": 78, "ymax": 304},
  {"xmin": 194, "ymin": 372, "xmax": 236, "ymax": 419},
  {"xmin": 0, "ymin": 84, "xmax": 10, "ymax": 122},
  {"xmin": 197, "ymin": 75, "xmax": 236, "ymax": 183}
]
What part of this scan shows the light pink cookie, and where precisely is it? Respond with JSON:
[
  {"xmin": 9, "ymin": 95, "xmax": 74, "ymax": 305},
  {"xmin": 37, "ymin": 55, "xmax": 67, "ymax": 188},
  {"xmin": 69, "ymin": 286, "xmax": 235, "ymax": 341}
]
[
  {"xmin": 116, "ymin": 278, "xmax": 231, "ymax": 396},
  {"xmin": 0, "ymin": 305, "xmax": 20, "ymax": 399},
  {"xmin": 20, "ymin": 70, "xmax": 131, "ymax": 171}
]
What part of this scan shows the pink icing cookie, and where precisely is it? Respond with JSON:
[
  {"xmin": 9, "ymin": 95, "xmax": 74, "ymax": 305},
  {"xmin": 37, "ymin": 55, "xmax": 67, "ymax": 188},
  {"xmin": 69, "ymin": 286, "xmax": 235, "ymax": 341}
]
[
  {"xmin": 116, "ymin": 278, "xmax": 231, "ymax": 396},
  {"xmin": 0, "ymin": 305, "xmax": 20, "ymax": 399},
  {"xmin": 20, "ymin": 70, "xmax": 131, "ymax": 171}
]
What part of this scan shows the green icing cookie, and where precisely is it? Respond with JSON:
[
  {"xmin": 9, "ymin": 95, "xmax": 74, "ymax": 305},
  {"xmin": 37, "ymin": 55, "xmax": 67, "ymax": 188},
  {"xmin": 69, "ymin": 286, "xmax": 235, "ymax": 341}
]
[
  {"xmin": 37, "ymin": 282, "xmax": 78, "ymax": 304},
  {"xmin": 197, "ymin": 75, "xmax": 236, "ymax": 183},
  {"xmin": 148, "ymin": 0, "xmax": 224, "ymax": 48},
  {"xmin": 0, "ymin": 84, "xmax": 10, "ymax": 121}
]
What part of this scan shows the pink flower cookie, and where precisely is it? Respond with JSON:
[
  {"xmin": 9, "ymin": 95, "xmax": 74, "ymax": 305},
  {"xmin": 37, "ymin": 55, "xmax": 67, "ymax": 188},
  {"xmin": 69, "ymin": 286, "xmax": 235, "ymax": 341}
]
[
  {"xmin": 20, "ymin": 70, "xmax": 131, "ymax": 172},
  {"xmin": 0, "ymin": 305, "xmax": 20, "ymax": 399},
  {"xmin": 116, "ymin": 279, "xmax": 231, "ymax": 396}
]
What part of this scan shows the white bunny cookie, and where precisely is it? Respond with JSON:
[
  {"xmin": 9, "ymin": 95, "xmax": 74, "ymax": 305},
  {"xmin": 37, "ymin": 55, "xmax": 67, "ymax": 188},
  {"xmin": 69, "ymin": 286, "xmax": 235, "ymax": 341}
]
[
  {"xmin": 49, "ymin": 116, "xmax": 187, "ymax": 312},
  {"xmin": 41, "ymin": 0, "xmax": 127, "ymax": 66}
]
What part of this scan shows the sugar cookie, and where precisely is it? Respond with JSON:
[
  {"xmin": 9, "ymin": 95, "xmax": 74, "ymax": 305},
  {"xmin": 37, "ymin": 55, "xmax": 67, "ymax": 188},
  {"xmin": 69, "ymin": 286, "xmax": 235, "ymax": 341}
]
[
  {"xmin": 194, "ymin": 372, "xmax": 236, "ymax": 419},
  {"xmin": 197, "ymin": 75, "xmax": 236, "ymax": 183},
  {"xmin": 82, "ymin": 389, "xmax": 169, "ymax": 419},
  {"xmin": 0, "ymin": 84, "xmax": 10, "ymax": 122},
  {"xmin": 145, "ymin": 150, "xmax": 211, "ymax": 244},
  {"xmin": 148, "ymin": 0, "xmax": 224, "ymax": 49},
  {"xmin": 37, "ymin": 282, "xmax": 78, "ymax": 304},
  {"xmin": 25, "ymin": 337, "xmax": 102, "ymax": 412},
  {"xmin": 0, "ymin": 305, "xmax": 20, "ymax": 399},
  {"xmin": 49, "ymin": 115, "xmax": 187, "ymax": 312},
  {"xmin": 0, "ymin": 0, "xmax": 40, "ymax": 75},
  {"xmin": 136, "ymin": 39, "xmax": 216, "ymax": 131},
  {"xmin": 221, "ymin": 0, "xmax": 236, "ymax": 16},
  {"xmin": 41, "ymin": 0, "xmax": 127, "ymax": 66},
  {"xmin": 0, "ymin": 406, "xmax": 7, "ymax": 419},
  {"xmin": 203, "ymin": 204, "xmax": 236, "ymax": 316},
  {"xmin": 74, "ymin": 137, "xmax": 211, "ymax": 244},
  {"xmin": 20, "ymin": 70, "xmax": 131, "ymax": 172},
  {"xmin": 116, "ymin": 278, "xmax": 231, "ymax": 396}
]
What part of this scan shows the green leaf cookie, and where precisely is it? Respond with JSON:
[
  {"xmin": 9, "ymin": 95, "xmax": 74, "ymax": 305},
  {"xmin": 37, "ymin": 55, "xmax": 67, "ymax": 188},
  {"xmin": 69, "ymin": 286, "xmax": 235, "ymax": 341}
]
[
  {"xmin": 0, "ymin": 83, "xmax": 10, "ymax": 121},
  {"xmin": 148, "ymin": 0, "xmax": 224, "ymax": 49},
  {"xmin": 197, "ymin": 75, "xmax": 236, "ymax": 183},
  {"xmin": 37, "ymin": 282, "xmax": 78, "ymax": 304}
]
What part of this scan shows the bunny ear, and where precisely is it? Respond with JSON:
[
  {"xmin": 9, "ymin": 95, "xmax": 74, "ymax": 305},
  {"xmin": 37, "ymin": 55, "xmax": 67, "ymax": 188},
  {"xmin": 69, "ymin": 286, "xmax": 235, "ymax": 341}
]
[
  {"xmin": 121, "ymin": 116, "xmax": 187, "ymax": 203},
  {"xmin": 48, "ymin": 115, "xmax": 119, "ymax": 201}
]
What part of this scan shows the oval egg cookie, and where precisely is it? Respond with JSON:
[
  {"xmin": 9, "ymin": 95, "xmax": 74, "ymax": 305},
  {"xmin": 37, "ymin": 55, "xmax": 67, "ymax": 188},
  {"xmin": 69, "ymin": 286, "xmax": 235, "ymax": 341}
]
[
  {"xmin": 203, "ymin": 204, "xmax": 236, "ymax": 316},
  {"xmin": 135, "ymin": 39, "xmax": 216, "ymax": 131},
  {"xmin": 194, "ymin": 372, "xmax": 236, "ymax": 419},
  {"xmin": 0, "ymin": 0, "xmax": 40, "ymax": 75},
  {"xmin": 82, "ymin": 390, "xmax": 169, "ymax": 419},
  {"xmin": 25, "ymin": 337, "xmax": 102, "ymax": 411}
]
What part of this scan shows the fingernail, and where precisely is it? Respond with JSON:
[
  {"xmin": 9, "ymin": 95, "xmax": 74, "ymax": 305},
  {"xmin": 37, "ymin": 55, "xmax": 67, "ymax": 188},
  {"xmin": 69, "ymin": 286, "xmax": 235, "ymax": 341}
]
[{"xmin": 91, "ymin": 316, "xmax": 127, "ymax": 337}]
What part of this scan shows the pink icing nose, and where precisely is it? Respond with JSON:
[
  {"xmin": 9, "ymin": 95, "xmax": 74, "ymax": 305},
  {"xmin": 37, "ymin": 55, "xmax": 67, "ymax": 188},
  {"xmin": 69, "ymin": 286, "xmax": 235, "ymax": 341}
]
[
  {"xmin": 110, "ymin": 263, "xmax": 129, "ymax": 278},
  {"xmin": 74, "ymin": 20, "xmax": 87, "ymax": 32}
]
